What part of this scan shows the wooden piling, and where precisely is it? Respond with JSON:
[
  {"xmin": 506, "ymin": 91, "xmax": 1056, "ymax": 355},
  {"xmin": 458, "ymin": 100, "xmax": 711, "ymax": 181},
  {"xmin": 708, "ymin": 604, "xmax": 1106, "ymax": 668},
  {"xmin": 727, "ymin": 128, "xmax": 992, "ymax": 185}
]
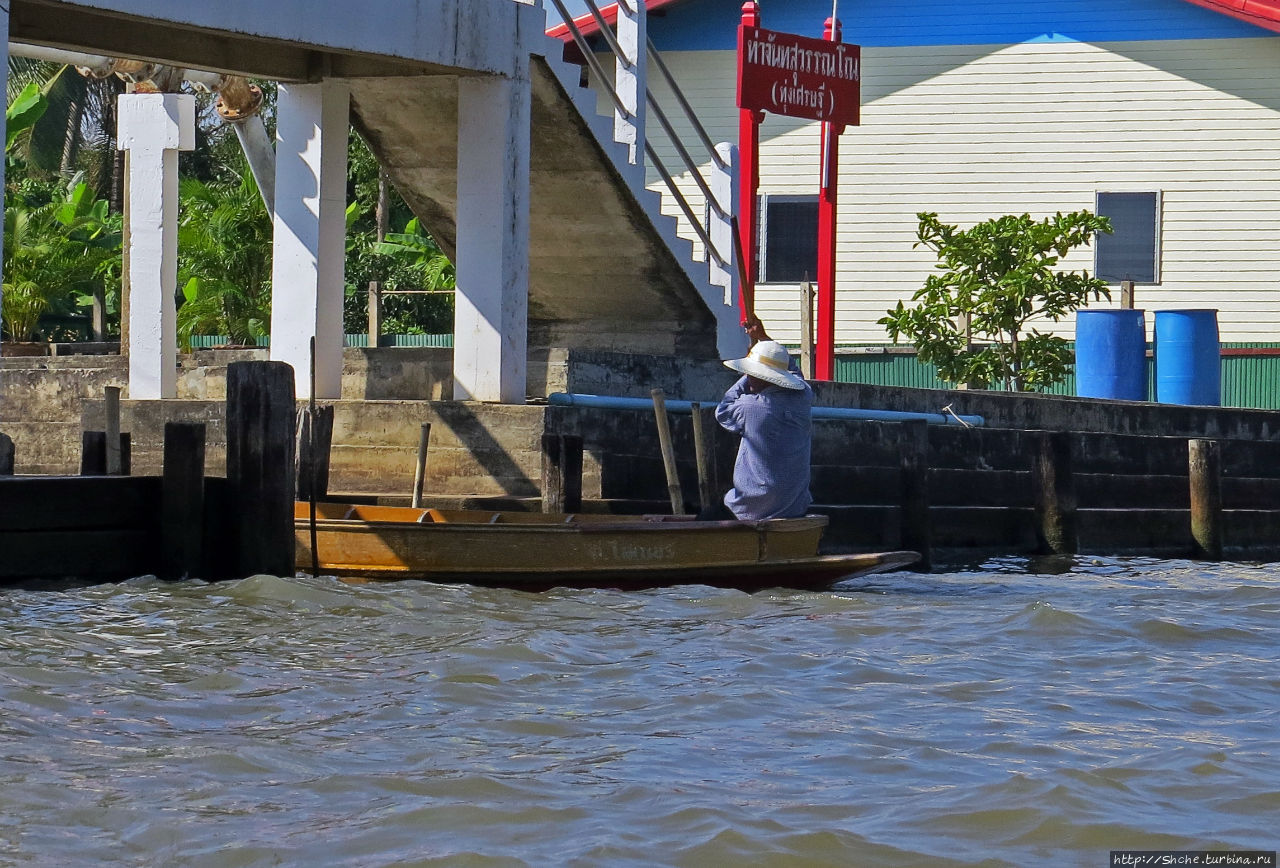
[
  {"xmin": 1033, "ymin": 430, "xmax": 1077, "ymax": 555},
  {"xmin": 0, "ymin": 433, "xmax": 13, "ymax": 476},
  {"xmin": 562, "ymin": 435, "xmax": 583, "ymax": 514},
  {"xmin": 1120, "ymin": 279, "xmax": 1136, "ymax": 309},
  {"xmin": 412, "ymin": 422, "xmax": 431, "ymax": 509},
  {"xmin": 799, "ymin": 281, "xmax": 816, "ymax": 380},
  {"xmin": 226, "ymin": 360, "xmax": 296, "ymax": 578},
  {"xmin": 651, "ymin": 389, "xmax": 685, "ymax": 514},
  {"xmin": 898, "ymin": 419, "xmax": 932, "ymax": 571},
  {"xmin": 541, "ymin": 433, "xmax": 584, "ymax": 514},
  {"xmin": 81, "ymin": 431, "xmax": 131, "ymax": 476},
  {"xmin": 368, "ymin": 281, "xmax": 382, "ymax": 349},
  {"xmin": 1189, "ymin": 438, "xmax": 1223, "ymax": 560},
  {"xmin": 161, "ymin": 422, "xmax": 206, "ymax": 580},
  {"xmin": 296, "ymin": 405, "xmax": 334, "ymax": 502},
  {"xmin": 691, "ymin": 402, "xmax": 717, "ymax": 514},
  {"xmin": 104, "ymin": 386, "xmax": 122, "ymax": 475},
  {"xmin": 541, "ymin": 434, "xmax": 563, "ymax": 514}
]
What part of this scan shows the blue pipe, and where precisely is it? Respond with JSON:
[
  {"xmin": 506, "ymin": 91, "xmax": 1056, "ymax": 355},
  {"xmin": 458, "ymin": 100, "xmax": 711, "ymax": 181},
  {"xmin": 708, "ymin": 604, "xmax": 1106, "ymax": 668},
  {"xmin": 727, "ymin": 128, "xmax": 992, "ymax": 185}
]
[{"xmin": 546, "ymin": 393, "xmax": 984, "ymax": 427}]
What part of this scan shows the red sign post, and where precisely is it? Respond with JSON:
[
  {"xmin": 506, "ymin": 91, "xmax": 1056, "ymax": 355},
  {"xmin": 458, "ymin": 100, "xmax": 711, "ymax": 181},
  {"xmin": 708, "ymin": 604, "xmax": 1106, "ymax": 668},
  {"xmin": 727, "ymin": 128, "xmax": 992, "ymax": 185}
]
[{"xmin": 736, "ymin": 3, "xmax": 860, "ymax": 380}]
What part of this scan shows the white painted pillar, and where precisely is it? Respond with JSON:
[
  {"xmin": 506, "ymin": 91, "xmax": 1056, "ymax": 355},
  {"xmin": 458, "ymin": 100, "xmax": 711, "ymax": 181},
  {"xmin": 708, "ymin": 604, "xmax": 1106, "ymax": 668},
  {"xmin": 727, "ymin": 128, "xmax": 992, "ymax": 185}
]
[
  {"xmin": 454, "ymin": 66, "xmax": 531, "ymax": 404},
  {"xmin": 118, "ymin": 94, "xmax": 195, "ymax": 399},
  {"xmin": 614, "ymin": 0, "xmax": 647, "ymax": 165},
  {"xmin": 709, "ymin": 141, "xmax": 739, "ymax": 308},
  {"xmin": 270, "ymin": 81, "xmax": 349, "ymax": 400},
  {"xmin": 711, "ymin": 141, "xmax": 748, "ymax": 359}
]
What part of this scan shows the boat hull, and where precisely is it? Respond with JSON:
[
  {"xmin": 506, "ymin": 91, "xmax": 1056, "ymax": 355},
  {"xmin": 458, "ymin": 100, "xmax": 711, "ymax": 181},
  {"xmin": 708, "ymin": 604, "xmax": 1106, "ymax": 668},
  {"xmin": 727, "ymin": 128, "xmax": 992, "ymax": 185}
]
[{"xmin": 295, "ymin": 504, "xmax": 919, "ymax": 590}]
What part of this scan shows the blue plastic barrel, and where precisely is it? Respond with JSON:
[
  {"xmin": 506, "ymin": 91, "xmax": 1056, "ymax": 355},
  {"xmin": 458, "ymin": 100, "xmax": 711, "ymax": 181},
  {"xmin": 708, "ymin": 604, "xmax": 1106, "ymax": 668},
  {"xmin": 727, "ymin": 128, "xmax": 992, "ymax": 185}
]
[
  {"xmin": 1075, "ymin": 309, "xmax": 1147, "ymax": 401},
  {"xmin": 1154, "ymin": 309, "xmax": 1220, "ymax": 406}
]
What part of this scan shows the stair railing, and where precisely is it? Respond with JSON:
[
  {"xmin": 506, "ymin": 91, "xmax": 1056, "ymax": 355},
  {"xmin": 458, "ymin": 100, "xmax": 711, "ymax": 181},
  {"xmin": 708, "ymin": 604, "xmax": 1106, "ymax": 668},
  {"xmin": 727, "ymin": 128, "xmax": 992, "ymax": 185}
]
[{"xmin": 546, "ymin": 0, "xmax": 736, "ymax": 292}]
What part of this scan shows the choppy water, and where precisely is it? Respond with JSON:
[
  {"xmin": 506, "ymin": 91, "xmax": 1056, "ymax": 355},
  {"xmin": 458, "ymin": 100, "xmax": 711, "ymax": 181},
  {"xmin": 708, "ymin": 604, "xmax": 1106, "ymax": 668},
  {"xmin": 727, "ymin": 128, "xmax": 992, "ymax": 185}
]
[{"xmin": 1, "ymin": 558, "xmax": 1277, "ymax": 867}]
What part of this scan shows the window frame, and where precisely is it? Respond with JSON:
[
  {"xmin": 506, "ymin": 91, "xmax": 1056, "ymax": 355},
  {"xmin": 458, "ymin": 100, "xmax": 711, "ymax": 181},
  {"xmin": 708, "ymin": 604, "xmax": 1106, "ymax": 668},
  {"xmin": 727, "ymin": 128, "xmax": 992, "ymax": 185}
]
[
  {"xmin": 1094, "ymin": 190, "xmax": 1163, "ymax": 285},
  {"xmin": 757, "ymin": 193, "xmax": 820, "ymax": 285}
]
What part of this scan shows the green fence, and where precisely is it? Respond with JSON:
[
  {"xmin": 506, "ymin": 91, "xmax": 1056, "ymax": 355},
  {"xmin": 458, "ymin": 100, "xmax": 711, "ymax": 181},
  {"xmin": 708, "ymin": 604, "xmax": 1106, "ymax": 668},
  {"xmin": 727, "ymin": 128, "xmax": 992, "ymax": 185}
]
[{"xmin": 187, "ymin": 334, "xmax": 455, "ymax": 349}]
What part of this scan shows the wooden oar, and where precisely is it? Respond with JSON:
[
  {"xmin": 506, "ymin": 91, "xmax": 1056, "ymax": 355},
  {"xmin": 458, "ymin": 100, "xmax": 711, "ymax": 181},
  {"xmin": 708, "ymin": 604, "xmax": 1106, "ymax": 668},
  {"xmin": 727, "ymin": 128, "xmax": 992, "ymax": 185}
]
[
  {"xmin": 307, "ymin": 336, "xmax": 320, "ymax": 577},
  {"xmin": 651, "ymin": 388, "xmax": 685, "ymax": 515},
  {"xmin": 412, "ymin": 423, "xmax": 431, "ymax": 509}
]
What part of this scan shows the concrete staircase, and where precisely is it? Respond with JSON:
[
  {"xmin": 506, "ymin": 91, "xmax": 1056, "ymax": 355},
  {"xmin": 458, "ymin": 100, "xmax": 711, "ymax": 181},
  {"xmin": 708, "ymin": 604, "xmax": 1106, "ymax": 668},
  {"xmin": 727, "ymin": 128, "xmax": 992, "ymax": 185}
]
[{"xmin": 349, "ymin": 11, "xmax": 740, "ymax": 360}]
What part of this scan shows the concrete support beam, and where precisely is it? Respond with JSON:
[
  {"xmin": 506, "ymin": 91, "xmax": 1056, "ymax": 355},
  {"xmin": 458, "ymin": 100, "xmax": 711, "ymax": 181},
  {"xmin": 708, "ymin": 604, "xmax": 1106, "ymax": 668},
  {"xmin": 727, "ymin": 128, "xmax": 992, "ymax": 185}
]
[
  {"xmin": 711, "ymin": 142, "xmax": 748, "ymax": 360},
  {"xmin": 270, "ymin": 81, "xmax": 349, "ymax": 400},
  {"xmin": 118, "ymin": 93, "xmax": 195, "ymax": 399},
  {"xmin": 454, "ymin": 68, "xmax": 531, "ymax": 404},
  {"xmin": 709, "ymin": 142, "xmax": 738, "ymax": 309},
  {"xmin": 614, "ymin": 0, "xmax": 646, "ymax": 165}
]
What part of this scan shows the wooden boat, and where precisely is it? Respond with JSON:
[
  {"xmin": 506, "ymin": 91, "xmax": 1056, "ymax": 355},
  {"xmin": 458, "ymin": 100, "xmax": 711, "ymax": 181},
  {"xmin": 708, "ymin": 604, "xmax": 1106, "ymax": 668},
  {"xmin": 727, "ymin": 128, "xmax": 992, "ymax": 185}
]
[{"xmin": 295, "ymin": 502, "xmax": 919, "ymax": 591}]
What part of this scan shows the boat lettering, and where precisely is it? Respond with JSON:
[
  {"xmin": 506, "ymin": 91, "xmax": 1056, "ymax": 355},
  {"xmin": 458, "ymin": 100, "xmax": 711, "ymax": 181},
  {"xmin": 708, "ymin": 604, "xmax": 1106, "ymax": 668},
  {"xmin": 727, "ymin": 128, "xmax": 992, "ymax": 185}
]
[{"xmin": 588, "ymin": 540, "xmax": 676, "ymax": 563}]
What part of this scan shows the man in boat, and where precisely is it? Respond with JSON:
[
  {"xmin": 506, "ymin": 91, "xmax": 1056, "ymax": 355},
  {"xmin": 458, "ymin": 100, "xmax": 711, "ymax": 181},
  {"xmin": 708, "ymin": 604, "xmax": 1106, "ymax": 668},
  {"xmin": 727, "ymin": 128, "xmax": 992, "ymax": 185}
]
[{"xmin": 714, "ymin": 318, "xmax": 813, "ymax": 521}]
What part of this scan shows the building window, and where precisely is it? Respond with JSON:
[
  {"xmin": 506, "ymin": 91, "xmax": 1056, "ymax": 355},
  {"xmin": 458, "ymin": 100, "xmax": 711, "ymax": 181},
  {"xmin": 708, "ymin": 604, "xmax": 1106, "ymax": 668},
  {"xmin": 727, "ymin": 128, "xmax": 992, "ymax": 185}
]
[
  {"xmin": 759, "ymin": 195, "xmax": 818, "ymax": 283},
  {"xmin": 1095, "ymin": 191, "xmax": 1161, "ymax": 284}
]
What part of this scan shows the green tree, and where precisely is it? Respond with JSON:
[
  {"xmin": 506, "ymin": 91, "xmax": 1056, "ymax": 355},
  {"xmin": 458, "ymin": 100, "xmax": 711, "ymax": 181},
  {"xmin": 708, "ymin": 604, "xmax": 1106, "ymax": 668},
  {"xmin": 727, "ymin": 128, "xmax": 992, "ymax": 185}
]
[
  {"xmin": 4, "ymin": 83, "xmax": 122, "ymax": 342},
  {"xmin": 880, "ymin": 210, "xmax": 1112, "ymax": 391},
  {"xmin": 8, "ymin": 58, "xmax": 126, "ymax": 207},
  {"xmin": 2, "ymin": 176, "xmax": 122, "ymax": 341},
  {"xmin": 343, "ymin": 131, "xmax": 454, "ymax": 337},
  {"xmin": 176, "ymin": 159, "xmax": 273, "ymax": 347}
]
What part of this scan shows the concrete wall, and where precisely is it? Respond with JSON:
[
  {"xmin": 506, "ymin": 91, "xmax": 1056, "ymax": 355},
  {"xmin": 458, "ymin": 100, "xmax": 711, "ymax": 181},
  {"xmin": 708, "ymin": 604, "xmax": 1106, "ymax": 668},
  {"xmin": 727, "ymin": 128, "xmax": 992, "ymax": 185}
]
[{"xmin": 813, "ymin": 381, "xmax": 1280, "ymax": 440}]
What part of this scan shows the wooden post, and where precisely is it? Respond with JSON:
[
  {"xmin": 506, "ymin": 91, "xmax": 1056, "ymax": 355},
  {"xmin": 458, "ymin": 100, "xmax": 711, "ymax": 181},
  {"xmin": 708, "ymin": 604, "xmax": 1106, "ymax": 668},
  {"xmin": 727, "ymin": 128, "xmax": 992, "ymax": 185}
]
[
  {"xmin": 161, "ymin": 422, "xmax": 206, "ymax": 580},
  {"xmin": 561, "ymin": 434, "xmax": 583, "ymax": 513},
  {"xmin": 226, "ymin": 360, "xmax": 297, "ymax": 578},
  {"xmin": 368, "ymin": 281, "xmax": 382, "ymax": 349},
  {"xmin": 691, "ymin": 402, "xmax": 717, "ymax": 514},
  {"xmin": 91, "ymin": 289, "xmax": 107, "ymax": 342},
  {"xmin": 1120, "ymin": 279, "xmax": 1136, "ymax": 310},
  {"xmin": 412, "ymin": 422, "xmax": 431, "ymax": 509},
  {"xmin": 81, "ymin": 431, "xmax": 131, "ymax": 476},
  {"xmin": 295, "ymin": 405, "xmax": 334, "ymax": 502},
  {"xmin": 898, "ymin": 419, "xmax": 932, "ymax": 571},
  {"xmin": 1034, "ymin": 430, "xmax": 1077, "ymax": 555},
  {"xmin": 104, "ymin": 386, "xmax": 122, "ymax": 475},
  {"xmin": 541, "ymin": 433, "xmax": 583, "ymax": 514},
  {"xmin": 0, "ymin": 433, "xmax": 13, "ymax": 475},
  {"xmin": 651, "ymin": 389, "xmax": 685, "ymax": 514},
  {"xmin": 1189, "ymin": 439, "xmax": 1223, "ymax": 560},
  {"xmin": 799, "ymin": 280, "xmax": 817, "ymax": 380},
  {"xmin": 541, "ymin": 433, "xmax": 563, "ymax": 514}
]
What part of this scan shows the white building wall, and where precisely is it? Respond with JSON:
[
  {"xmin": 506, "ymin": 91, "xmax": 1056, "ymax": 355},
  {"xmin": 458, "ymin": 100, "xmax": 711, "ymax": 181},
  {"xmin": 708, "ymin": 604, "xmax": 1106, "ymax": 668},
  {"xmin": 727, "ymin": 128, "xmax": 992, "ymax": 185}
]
[{"xmin": 635, "ymin": 37, "xmax": 1280, "ymax": 345}]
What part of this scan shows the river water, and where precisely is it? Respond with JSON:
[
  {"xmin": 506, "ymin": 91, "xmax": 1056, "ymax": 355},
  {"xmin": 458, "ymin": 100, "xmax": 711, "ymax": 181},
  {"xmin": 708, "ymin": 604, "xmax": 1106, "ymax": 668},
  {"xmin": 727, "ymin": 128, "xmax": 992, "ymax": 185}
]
[{"xmin": 1, "ymin": 557, "xmax": 1276, "ymax": 867}]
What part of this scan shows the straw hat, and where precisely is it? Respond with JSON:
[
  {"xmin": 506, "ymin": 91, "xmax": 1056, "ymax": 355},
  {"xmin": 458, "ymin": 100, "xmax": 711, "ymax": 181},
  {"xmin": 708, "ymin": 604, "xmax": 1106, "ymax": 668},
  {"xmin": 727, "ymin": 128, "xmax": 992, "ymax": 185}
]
[{"xmin": 724, "ymin": 340, "xmax": 807, "ymax": 390}]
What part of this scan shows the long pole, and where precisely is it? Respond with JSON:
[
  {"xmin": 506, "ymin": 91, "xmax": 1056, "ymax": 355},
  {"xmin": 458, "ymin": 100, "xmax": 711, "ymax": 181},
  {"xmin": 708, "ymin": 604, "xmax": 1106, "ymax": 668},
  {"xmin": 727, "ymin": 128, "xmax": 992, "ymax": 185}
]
[
  {"xmin": 651, "ymin": 388, "xmax": 685, "ymax": 514},
  {"xmin": 816, "ymin": 15, "xmax": 843, "ymax": 381},
  {"xmin": 412, "ymin": 423, "xmax": 431, "ymax": 509},
  {"xmin": 308, "ymin": 337, "xmax": 320, "ymax": 577},
  {"xmin": 737, "ymin": 2, "xmax": 762, "ymax": 326}
]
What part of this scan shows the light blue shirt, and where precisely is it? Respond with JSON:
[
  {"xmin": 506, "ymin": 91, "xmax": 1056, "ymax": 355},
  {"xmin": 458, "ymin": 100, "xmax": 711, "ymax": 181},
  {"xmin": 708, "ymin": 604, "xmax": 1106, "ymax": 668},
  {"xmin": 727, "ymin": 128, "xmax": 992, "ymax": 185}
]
[{"xmin": 714, "ymin": 375, "xmax": 813, "ymax": 520}]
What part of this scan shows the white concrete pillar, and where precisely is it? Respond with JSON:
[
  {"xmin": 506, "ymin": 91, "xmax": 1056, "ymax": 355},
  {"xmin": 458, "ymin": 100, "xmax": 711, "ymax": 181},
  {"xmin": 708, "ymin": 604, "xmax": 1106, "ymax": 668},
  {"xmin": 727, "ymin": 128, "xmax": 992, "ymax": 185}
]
[
  {"xmin": 709, "ymin": 141, "xmax": 739, "ymax": 308},
  {"xmin": 710, "ymin": 141, "xmax": 748, "ymax": 360},
  {"xmin": 270, "ymin": 81, "xmax": 349, "ymax": 400},
  {"xmin": 454, "ymin": 66, "xmax": 531, "ymax": 403},
  {"xmin": 118, "ymin": 93, "xmax": 195, "ymax": 399},
  {"xmin": 614, "ymin": 0, "xmax": 647, "ymax": 165}
]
